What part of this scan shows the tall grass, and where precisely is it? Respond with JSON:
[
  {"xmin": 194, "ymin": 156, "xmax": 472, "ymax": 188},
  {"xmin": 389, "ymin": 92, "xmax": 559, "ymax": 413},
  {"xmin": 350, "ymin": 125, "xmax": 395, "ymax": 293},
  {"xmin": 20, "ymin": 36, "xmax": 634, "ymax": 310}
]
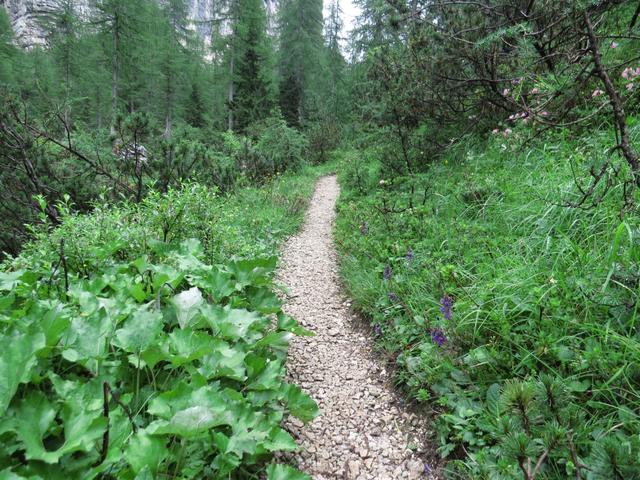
[{"xmin": 335, "ymin": 130, "xmax": 640, "ymax": 478}]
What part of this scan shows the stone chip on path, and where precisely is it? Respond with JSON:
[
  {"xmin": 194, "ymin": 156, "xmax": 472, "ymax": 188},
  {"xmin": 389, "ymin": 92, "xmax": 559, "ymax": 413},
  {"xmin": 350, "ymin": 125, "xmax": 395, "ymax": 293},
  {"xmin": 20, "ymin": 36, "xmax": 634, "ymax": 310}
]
[{"xmin": 276, "ymin": 175, "xmax": 440, "ymax": 479}]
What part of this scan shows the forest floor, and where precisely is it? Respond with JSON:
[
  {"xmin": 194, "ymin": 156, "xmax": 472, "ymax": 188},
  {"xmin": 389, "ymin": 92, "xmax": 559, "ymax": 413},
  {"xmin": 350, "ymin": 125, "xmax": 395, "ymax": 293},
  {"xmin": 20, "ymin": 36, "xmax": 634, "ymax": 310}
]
[{"xmin": 276, "ymin": 175, "xmax": 440, "ymax": 479}]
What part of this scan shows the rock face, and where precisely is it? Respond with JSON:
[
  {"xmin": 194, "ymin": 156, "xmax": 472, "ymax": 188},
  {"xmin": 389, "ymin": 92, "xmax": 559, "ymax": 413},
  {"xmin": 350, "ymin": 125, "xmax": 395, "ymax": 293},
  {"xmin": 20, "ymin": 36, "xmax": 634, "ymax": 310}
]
[
  {"xmin": 1, "ymin": 0, "xmax": 87, "ymax": 47},
  {"xmin": 1, "ymin": 0, "xmax": 278, "ymax": 49}
]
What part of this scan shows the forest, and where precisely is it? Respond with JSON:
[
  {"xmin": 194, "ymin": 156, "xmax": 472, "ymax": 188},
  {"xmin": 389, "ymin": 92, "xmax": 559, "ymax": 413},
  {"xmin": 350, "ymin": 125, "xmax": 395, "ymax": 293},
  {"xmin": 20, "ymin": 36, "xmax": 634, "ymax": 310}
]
[{"xmin": 1, "ymin": 0, "xmax": 639, "ymax": 479}]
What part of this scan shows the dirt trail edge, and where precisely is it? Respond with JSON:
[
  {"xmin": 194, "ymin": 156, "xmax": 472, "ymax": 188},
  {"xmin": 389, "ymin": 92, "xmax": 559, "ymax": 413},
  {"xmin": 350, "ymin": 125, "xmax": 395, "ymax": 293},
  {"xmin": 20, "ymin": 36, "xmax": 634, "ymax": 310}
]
[{"xmin": 276, "ymin": 175, "xmax": 439, "ymax": 480}]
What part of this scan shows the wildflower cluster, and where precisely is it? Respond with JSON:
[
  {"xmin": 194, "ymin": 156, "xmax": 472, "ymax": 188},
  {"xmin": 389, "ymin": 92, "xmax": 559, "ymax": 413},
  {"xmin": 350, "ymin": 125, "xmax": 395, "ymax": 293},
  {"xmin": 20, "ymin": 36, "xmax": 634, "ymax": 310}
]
[
  {"xmin": 383, "ymin": 264, "xmax": 392, "ymax": 281},
  {"xmin": 440, "ymin": 294, "xmax": 453, "ymax": 320},
  {"xmin": 406, "ymin": 249, "xmax": 414, "ymax": 262},
  {"xmin": 621, "ymin": 66, "xmax": 640, "ymax": 91},
  {"xmin": 431, "ymin": 328, "xmax": 447, "ymax": 346}
]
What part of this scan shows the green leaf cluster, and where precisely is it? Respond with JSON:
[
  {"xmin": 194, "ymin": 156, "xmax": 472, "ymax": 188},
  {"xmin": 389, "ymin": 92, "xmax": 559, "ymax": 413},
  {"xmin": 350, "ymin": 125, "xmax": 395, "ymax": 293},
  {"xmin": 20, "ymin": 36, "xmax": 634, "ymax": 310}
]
[{"xmin": 0, "ymin": 238, "xmax": 317, "ymax": 478}]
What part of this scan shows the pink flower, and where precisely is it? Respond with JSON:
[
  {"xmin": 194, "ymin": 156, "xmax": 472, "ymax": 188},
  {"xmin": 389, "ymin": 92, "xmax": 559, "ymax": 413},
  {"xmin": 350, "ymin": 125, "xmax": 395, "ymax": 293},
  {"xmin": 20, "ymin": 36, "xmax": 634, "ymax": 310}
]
[
  {"xmin": 508, "ymin": 114, "xmax": 515, "ymax": 121},
  {"xmin": 503, "ymin": 88, "xmax": 510, "ymax": 96},
  {"xmin": 492, "ymin": 128, "xmax": 500, "ymax": 135},
  {"xmin": 610, "ymin": 42, "xmax": 619, "ymax": 49},
  {"xmin": 626, "ymin": 83, "xmax": 635, "ymax": 91},
  {"xmin": 622, "ymin": 68, "xmax": 632, "ymax": 79},
  {"xmin": 503, "ymin": 128, "xmax": 512, "ymax": 137},
  {"xmin": 636, "ymin": 68, "xmax": 640, "ymax": 77},
  {"xmin": 592, "ymin": 89, "xmax": 605, "ymax": 97},
  {"xmin": 530, "ymin": 88, "xmax": 540, "ymax": 94},
  {"xmin": 540, "ymin": 111, "xmax": 549, "ymax": 117}
]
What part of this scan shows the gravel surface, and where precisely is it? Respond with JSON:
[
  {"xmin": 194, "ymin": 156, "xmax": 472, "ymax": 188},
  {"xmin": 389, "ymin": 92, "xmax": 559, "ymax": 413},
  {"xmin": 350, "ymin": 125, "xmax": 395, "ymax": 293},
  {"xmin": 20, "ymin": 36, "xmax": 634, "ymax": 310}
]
[{"xmin": 276, "ymin": 175, "xmax": 440, "ymax": 479}]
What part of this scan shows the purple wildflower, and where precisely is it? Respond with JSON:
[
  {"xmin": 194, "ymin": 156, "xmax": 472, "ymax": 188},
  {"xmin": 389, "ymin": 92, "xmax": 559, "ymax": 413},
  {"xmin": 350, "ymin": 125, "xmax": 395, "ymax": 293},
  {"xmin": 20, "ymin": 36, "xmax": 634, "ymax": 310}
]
[
  {"xmin": 360, "ymin": 222, "xmax": 369, "ymax": 235},
  {"xmin": 440, "ymin": 294, "xmax": 453, "ymax": 320},
  {"xmin": 374, "ymin": 324, "xmax": 382, "ymax": 336},
  {"xmin": 406, "ymin": 249, "xmax": 414, "ymax": 262},
  {"xmin": 424, "ymin": 463, "xmax": 432, "ymax": 474},
  {"xmin": 388, "ymin": 292, "xmax": 399, "ymax": 303},
  {"xmin": 383, "ymin": 264, "xmax": 392, "ymax": 281},
  {"xmin": 431, "ymin": 328, "xmax": 447, "ymax": 346}
]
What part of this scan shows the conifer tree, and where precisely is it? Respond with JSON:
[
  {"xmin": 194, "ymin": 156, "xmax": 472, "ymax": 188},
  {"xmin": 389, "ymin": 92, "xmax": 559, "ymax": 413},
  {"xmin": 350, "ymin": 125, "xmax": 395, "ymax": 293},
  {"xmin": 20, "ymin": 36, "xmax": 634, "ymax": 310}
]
[
  {"xmin": 278, "ymin": 0, "xmax": 324, "ymax": 126},
  {"xmin": 231, "ymin": 0, "xmax": 274, "ymax": 132},
  {"xmin": 0, "ymin": 9, "xmax": 18, "ymax": 85}
]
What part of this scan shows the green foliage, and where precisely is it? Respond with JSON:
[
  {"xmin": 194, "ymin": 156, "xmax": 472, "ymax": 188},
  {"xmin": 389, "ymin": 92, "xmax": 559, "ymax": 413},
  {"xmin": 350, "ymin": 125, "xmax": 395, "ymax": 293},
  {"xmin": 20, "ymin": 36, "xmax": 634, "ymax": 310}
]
[
  {"xmin": 0, "ymin": 166, "xmax": 324, "ymax": 478},
  {"xmin": 335, "ymin": 128, "xmax": 640, "ymax": 478},
  {"xmin": 0, "ymin": 240, "xmax": 316, "ymax": 479}
]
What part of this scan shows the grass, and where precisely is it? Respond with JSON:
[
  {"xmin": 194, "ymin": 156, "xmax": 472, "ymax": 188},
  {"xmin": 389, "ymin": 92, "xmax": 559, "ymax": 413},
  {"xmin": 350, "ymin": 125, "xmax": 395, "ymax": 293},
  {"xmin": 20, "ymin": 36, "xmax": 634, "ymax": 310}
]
[{"xmin": 334, "ymin": 129, "xmax": 640, "ymax": 478}]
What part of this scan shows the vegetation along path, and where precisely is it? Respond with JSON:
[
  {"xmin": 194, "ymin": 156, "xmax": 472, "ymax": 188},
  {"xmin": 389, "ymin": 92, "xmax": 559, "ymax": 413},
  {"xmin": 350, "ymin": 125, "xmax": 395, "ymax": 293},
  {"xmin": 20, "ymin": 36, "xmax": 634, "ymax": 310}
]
[{"xmin": 276, "ymin": 175, "xmax": 438, "ymax": 479}]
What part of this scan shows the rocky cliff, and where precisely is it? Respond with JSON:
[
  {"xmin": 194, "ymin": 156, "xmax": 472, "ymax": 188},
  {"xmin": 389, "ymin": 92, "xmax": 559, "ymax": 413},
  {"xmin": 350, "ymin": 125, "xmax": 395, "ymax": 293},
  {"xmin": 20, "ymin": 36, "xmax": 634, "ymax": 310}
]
[{"xmin": 1, "ymin": 0, "xmax": 277, "ymax": 49}]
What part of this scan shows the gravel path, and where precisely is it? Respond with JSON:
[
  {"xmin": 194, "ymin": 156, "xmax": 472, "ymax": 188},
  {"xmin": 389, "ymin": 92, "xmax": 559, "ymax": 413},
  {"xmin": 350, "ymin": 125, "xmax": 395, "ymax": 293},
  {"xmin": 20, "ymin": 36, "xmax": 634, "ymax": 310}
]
[{"xmin": 276, "ymin": 175, "xmax": 439, "ymax": 480}]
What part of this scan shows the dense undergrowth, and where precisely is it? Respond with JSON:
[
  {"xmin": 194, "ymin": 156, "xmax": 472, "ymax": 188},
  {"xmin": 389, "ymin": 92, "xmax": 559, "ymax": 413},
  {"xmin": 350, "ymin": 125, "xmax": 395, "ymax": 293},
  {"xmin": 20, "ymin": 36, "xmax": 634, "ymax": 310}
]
[
  {"xmin": 0, "ymin": 166, "xmax": 332, "ymax": 479},
  {"xmin": 335, "ymin": 128, "xmax": 640, "ymax": 479}
]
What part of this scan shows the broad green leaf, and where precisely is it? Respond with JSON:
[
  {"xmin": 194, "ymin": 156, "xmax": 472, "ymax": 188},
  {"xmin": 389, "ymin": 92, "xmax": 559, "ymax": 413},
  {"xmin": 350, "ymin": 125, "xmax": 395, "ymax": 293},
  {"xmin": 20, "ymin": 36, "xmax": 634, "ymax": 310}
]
[
  {"xmin": 189, "ymin": 268, "xmax": 235, "ymax": 302},
  {"xmin": 247, "ymin": 359, "xmax": 284, "ymax": 391},
  {"xmin": 147, "ymin": 406, "xmax": 227, "ymax": 437},
  {"xmin": 13, "ymin": 392, "xmax": 57, "ymax": 461},
  {"xmin": 255, "ymin": 332, "xmax": 294, "ymax": 353},
  {"xmin": 38, "ymin": 302, "xmax": 70, "ymax": 347},
  {"xmin": 133, "ymin": 468, "xmax": 154, "ymax": 480},
  {"xmin": 114, "ymin": 308, "xmax": 164, "ymax": 353},
  {"xmin": 204, "ymin": 306, "xmax": 264, "ymax": 341},
  {"xmin": 127, "ymin": 283, "xmax": 147, "ymax": 302},
  {"xmin": 0, "ymin": 468, "xmax": 42, "ymax": 480},
  {"xmin": 276, "ymin": 313, "xmax": 313, "ymax": 336},
  {"xmin": 15, "ymin": 395, "xmax": 106, "ymax": 463},
  {"xmin": 0, "ymin": 329, "xmax": 46, "ymax": 414},
  {"xmin": 171, "ymin": 287, "xmax": 203, "ymax": 329},
  {"xmin": 264, "ymin": 427, "xmax": 298, "ymax": 452},
  {"xmin": 227, "ymin": 257, "xmax": 276, "ymax": 288},
  {"xmin": 266, "ymin": 464, "xmax": 311, "ymax": 480},
  {"xmin": 282, "ymin": 384, "xmax": 319, "ymax": 423},
  {"xmin": 125, "ymin": 431, "xmax": 168, "ymax": 474},
  {"xmin": 198, "ymin": 340, "xmax": 246, "ymax": 381},
  {"xmin": 0, "ymin": 271, "xmax": 24, "ymax": 291},
  {"xmin": 245, "ymin": 286, "xmax": 282, "ymax": 314},
  {"xmin": 0, "ymin": 293, "xmax": 15, "ymax": 312},
  {"xmin": 167, "ymin": 329, "xmax": 213, "ymax": 364},
  {"xmin": 64, "ymin": 307, "xmax": 113, "ymax": 372}
]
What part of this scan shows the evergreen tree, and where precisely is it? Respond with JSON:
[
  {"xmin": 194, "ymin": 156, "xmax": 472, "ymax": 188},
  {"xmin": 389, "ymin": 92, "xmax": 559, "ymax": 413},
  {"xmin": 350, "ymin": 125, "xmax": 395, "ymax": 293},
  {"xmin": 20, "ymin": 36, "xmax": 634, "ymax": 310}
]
[
  {"xmin": 186, "ymin": 80, "xmax": 206, "ymax": 128},
  {"xmin": 278, "ymin": 0, "xmax": 324, "ymax": 126},
  {"xmin": 94, "ymin": 0, "xmax": 139, "ymax": 134},
  {"xmin": 323, "ymin": 0, "xmax": 346, "ymax": 121},
  {"xmin": 0, "ymin": 9, "xmax": 18, "ymax": 85},
  {"xmin": 231, "ymin": 0, "xmax": 274, "ymax": 132},
  {"xmin": 158, "ymin": 0, "xmax": 189, "ymax": 137},
  {"xmin": 40, "ymin": 0, "xmax": 79, "ymax": 125}
]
